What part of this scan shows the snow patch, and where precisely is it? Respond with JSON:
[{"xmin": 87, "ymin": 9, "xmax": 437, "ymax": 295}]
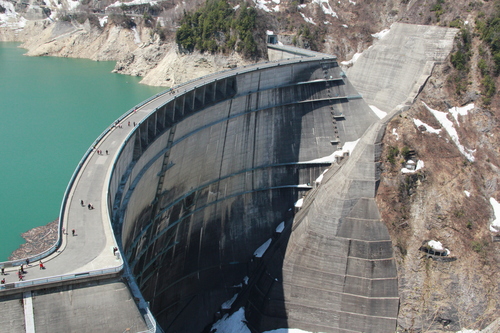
[
  {"xmin": 428, "ymin": 240, "xmax": 450, "ymax": 255},
  {"xmin": 401, "ymin": 160, "xmax": 424, "ymax": 173},
  {"xmin": 99, "ymin": 15, "xmax": 108, "ymax": 27},
  {"xmin": 489, "ymin": 198, "xmax": 500, "ymax": 232},
  {"xmin": 315, "ymin": 169, "xmax": 329, "ymax": 184},
  {"xmin": 392, "ymin": 128, "xmax": 399, "ymax": 141},
  {"xmin": 371, "ymin": 28, "xmax": 390, "ymax": 39},
  {"xmin": 448, "ymin": 103, "xmax": 474, "ymax": 125},
  {"xmin": 211, "ymin": 307, "xmax": 251, "ymax": 333},
  {"xmin": 369, "ymin": 105, "xmax": 387, "ymax": 119},
  {"xmin": 253, "ymin": 0, "xmax": 280, "ymax": 12},
  {"xmin": 304, "ymin": 139, "xmax": 360, "ymax": 164},
  {"xmin": 67, "ymin": 0, "xmax": 80, "ymax": 11},
  {"xmin": 340, "ymin": 52, "xmax": 362, "ymax": 67},
  {"xmin": 423, "ymin": 102, "xmax": 475, "ymax": 162},
  {"xmin": 132, "ymin": 27, "xmax": 141, "ymax": 44},
  {"xmin": 295, "ymin": 198, "xmax": 304, "ymax": 208},
  {"xmin": 107, "ymin": 0, "xmax": 158, "ymax": 8},
  {"xmin": 413, "ymin": 118, "xmax": 441, "ymax": 134},
  {"xmin": 0, "ymin": 0, "xmax": 26, "ymax": 29},
  {"xmin": 254, "ymin": 239, "xmax": 272, "ymax": 257},
  {"xmin": 221, "ymin": 293, "xmax": 238, "ymax": 310},
  {"xmin": 300, "ymin": 12, "xmax": 316, "ymax": 25},
  {"xmin": 312, "ymin": 0, "xmax": 338, "ymax": 18},
  {"xmin": 464, "ymin": 190, "xmax": 471, "ymax": 197}
]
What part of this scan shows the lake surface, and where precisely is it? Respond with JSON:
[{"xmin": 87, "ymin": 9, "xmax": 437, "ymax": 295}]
[{"xmin": 0, "ymin": 42, "xmax": 165, "ymax": 261}]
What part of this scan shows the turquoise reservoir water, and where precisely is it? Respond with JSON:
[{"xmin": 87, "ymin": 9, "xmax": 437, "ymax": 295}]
[{"xmin": 0, "ymin": 42, "xmax": 165, "ymax": 261}]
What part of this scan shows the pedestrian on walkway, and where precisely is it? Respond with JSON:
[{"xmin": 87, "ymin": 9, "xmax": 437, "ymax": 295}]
[
  {"xmin": 113, "ymin": 247, "xmax": 118, "ymax": 256},
  {"xmin": 39, "ymin": 261, "xmax": 44, "ymax": 270},
  {"xmin": 72, "ymin": 229, "xmax": 75, "ymax": 236},
  {"xmin": 128, "ymin": 121, "xmax": 130, "ymax": 126},
  {"xmin": 81, "ymin": 200, "xmax": 84, "ymax": 206},
  {"xmin": 1, "ymin": 267, "xmax": 4, "ymax": 275},
  {"xmin": 1, "ymin": 278, "xmax": 5, "ymax": 284},
  {"xmin": 88, "ymin": 203, "xmax": 91, "ymax": 210},
  {"xmin": 106, "ymin": 150, "xmax": 108, "ymax": 155}
]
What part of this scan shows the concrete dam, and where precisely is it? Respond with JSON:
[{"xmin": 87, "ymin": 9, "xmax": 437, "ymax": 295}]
[
  {"xmin": 0, "ymin": 24, "xmax": 461, "ymax": 333},
  {"xmin": 109, "ymin": 51, "xmax": 398, "ymax": 332}
]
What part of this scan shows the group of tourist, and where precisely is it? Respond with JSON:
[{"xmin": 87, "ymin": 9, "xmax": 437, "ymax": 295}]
[{"xmin": 0, "ymin": 259, "xmax": 45, "ymax": 285}]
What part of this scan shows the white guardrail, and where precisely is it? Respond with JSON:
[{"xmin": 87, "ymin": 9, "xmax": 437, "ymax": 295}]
[{"xmin": 0, "ymin": 265, "xmax": 123, "ymax": 290}]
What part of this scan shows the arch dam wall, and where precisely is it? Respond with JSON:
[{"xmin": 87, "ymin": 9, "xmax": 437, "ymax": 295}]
[{"xmin": 108, "ymin": 55, "xmax": 391, "ymax": 332}]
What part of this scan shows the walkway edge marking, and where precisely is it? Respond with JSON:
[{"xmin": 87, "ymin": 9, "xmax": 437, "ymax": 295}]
[{"xmin": 23, "ymin": 290, "xmax": 35, "ymax": 333}]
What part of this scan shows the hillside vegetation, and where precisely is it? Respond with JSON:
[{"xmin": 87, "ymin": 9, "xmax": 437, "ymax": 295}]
[{"xmin": 176, "ymin": 0, "xmax": 260, "ymax": 58}]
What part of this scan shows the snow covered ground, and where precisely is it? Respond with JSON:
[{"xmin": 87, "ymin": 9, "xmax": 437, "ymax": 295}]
[
  {"xmin": 401, "ymin": 159, "xmax": 424, "ymax": 174},
  {"xmin": 489, "ymin": 197, "xmax": 500, "ymax": 232},
  {"xmin": 423, "ymin": 102, "xmax": 475, "ymax": 162},
  {"xmin": 369, "ymin": 105, "xmax": 387, "ymax": 119},
  {"xmin": 413, "ymin": 118, "xmax": 442, "ymax": 135},
  {"xmin": 210, "ymin": 307, "xmax": 327, "ymax": 333},
  {"xmin": 303, "ymin": 139, "xmax": 359, "ymax": 164},
  {"xmin": 0, "ymin": 0, "xmax": 26, "ymax": 29}
]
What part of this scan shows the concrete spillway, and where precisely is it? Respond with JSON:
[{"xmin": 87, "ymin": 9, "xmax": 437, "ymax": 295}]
[{"xmin": 109, "ymin": 53, "xmax": 395, "ymax": 332}]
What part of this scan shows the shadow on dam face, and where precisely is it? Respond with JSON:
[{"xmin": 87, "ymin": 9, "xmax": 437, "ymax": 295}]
[{"xmin": 109, "ymin": 58, "xmax": 378, "ymax": 332}]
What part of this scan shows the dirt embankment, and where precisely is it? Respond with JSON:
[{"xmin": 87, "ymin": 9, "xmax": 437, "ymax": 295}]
[{"xmin": 9, "ymin": 220, "xmax": 58, "ymax": 261}]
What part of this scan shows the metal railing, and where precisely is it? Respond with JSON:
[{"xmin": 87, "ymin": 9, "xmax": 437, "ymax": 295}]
[{"xmin": 0, "ymin": 264, "xmax": 123, "ymax": 290}]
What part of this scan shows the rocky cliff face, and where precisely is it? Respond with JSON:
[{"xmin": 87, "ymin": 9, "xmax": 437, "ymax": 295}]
[{"xmin": 377, "ymin": 61, "xmax": 500, "ymax": 332}]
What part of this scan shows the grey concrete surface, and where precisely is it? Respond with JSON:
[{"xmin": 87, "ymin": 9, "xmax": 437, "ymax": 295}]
[
  {"xmin": 32, "ymin": 280, "xmax": 148, "ymax": 333},
  {"xmin": 111, "ymin": 57, "xmax": 366, "ymax": 332},
  {"xmin": 245, "ymin": 120, "xmax": 399, "ymax": 333},
  {"xmin": 0, "ymin": 293, "xmax": 25, "ymax": 333},
  {"xmin": 346, "ymin": 23, "xmax": 457, "ymax": 114}
]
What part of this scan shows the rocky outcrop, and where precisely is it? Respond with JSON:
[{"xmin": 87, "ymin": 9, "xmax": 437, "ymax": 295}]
[
  {"xmin": 10, "ymin": 18, "xmax": 253, "ymax": 87},
  {"xmin": 133, "ymin": 46, "xmax": 251, "ymax": 87},
  {"xmin": 20, "ymin": 20, "xmax": 147, "ymax": 61}
]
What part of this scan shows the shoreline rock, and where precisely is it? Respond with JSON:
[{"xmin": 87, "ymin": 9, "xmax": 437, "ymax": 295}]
[{"xmin": 8, "ymin": 219, "xmax": 59, "ymax": 261}]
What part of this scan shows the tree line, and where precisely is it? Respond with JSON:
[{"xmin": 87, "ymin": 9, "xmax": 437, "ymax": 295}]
[{"xmin": 175, "ymin": 0, "xmax": 259, "ymax": 59}]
